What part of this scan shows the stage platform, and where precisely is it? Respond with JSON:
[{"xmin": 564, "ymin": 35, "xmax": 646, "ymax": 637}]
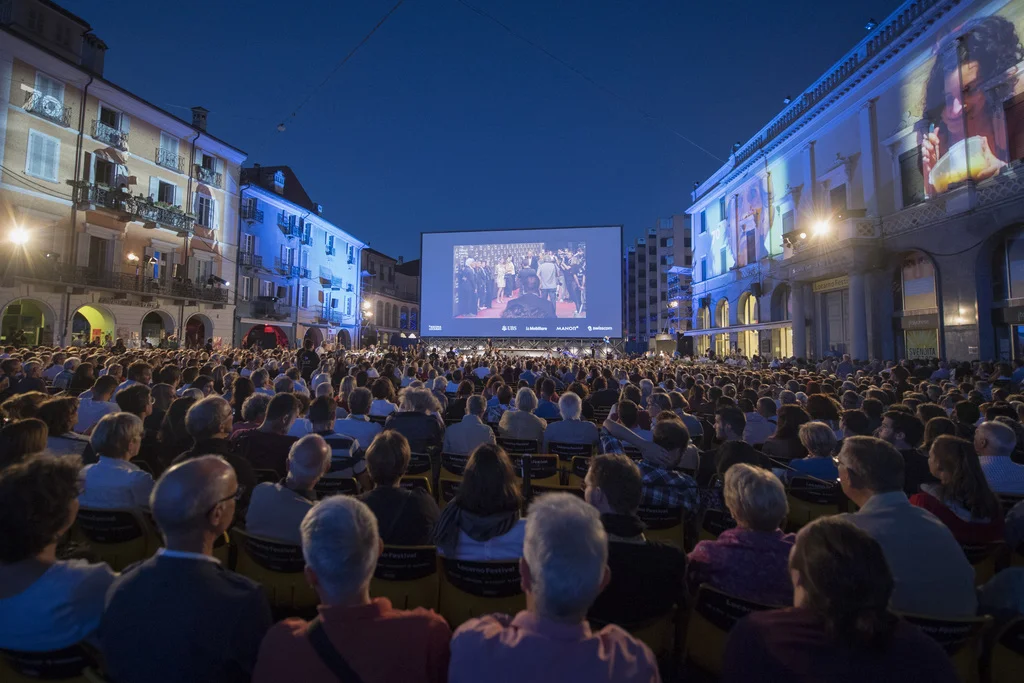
[{"xmin": 417, "ymin": 337, "xmax": 625, "ymax": 358}]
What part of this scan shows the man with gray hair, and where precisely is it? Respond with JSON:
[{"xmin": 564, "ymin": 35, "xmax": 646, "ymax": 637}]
[
  {"xmin": 173, "ymin": 396, "xmax": 256, "ymax": 508},
  {"xmin": 449, "ymin": 493, "xmax": 657, "ymax": 682},
  {"xmin": 252, "ymin": 496, "xmax": 451, "ymax": 682},
  {"xmin": 975, "ymin": 419, "xmax": 1024, "ymax": 495},
  {"xmin": 100, "ymin": 456, "xmax": 272, "ymax": 683},
  {"xmin": 252, "ymin": 368, "xmax": 274, "ymax": 397},
  {"xmin": 443, "ymin": 393, "xmax": 496, "ymax": 454},
  {"xmin": 245, "ymin": 433, "xmax": 331, "ymax": 544},
  {"xmin": 542, "ymin": 391, "xmax": 598, "ymax": 451}
]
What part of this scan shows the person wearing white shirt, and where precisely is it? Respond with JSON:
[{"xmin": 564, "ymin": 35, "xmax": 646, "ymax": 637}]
[
  {"xmin": 333, "ymin": 388, "xmax": 383, "ymax": 447},
  {"xmin": 976, "ymin": 420, "xmax": 1024, "ymax": 495},
  {"xmin": 74, "ymin": 375, "xmax": 121, "ymax": 434},
  {"xmin": 79, "ymin": 412, "xmax": 154, "ymax": 510},
  {"xmin": 42, "ymin": 354, "xmax": 66, "ymax": 381},
  {"xmin": 742, "ymin": 397, "xmax": 778, "ymax": 446},
  {"xmin": 368, "ymin": 378, "xmax": 398, "ymax": 417}
]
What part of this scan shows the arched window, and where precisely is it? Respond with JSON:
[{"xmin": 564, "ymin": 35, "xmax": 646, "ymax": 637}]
[
  {"xmin": 384, "ymin": 302, "xmax": 391, "ymax": 329},
  {"xmin": 715, "ymin": 299, "xmax": 730, "ymax": 328},
  {"xmin": 697, "ymin": 306, "xmax": 710, "ymax": 330},
  {"xmin": 376, "ymin": 301, "xmax": 384, "ymax": 326},
  {"xmin": 739, "ymin": 292, "xmax": 758, "ymax": 325},
  {"xmin": 771, "ymin": 284, "xmax": 791, "ymax": 321},
  {"xmin": 391, "ymin": 306, "xmax": 399, "ymax": 329},
  {"xmin": 400, "ymin": 307, "xmax": 409, "ymax": 329},
  {"xmin": 410, "ymin": 308, "xmax": 418, "ymax": 331}
]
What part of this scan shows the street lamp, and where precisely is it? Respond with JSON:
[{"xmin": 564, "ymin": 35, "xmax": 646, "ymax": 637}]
[
  {"xmin": 9, "ymin": 227, "xmax": 29, "ymax": 245},
  {"xmin": 812, "ymin": 219, "xmax": 830, "ymax": 236}
]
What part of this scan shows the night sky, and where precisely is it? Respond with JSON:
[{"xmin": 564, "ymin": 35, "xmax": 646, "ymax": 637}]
[{"xmin": 68, "ymin": 0, "xmax": 901, "ymax": 260}]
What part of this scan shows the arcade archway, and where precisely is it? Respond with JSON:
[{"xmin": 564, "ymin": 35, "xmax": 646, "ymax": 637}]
[
  {"xmin": 337, "ymin": 329, "xmax": 352, "ymax": 349},
  {"xmin": 244, "ymin": 324, "xmax": 289, "ymax": 349},
  {"xmin": 71, "ymin": 304, "xmax": 115, "ymax": 346},
  {"xmin": 1, "ymin": 298, "xmax": 56, "ymax": 346},
  {"xmin": 185, "ymin": 313, "xmax": 213, "ymax": 349},
  {"xmin": 141, "ymin": 310, "xmax": 175, "ymax": 347},
  {"xmin": 303, "ymin": 327, "xmax": 324, "ymax": 346}
]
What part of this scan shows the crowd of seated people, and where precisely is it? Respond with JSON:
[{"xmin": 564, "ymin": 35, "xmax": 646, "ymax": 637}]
[{"xmin": 1, "ymin": 343, "xmax": 1024, "ymax": 682}]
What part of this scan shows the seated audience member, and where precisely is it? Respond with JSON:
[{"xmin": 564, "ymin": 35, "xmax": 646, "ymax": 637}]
[
  {"xmin": 369, "ymin": 378, "xmax": 398, "ymax": 417},
  {"xmin": 116, "ymin": 362, "xmax": 153, "ymax": 395},
  {"xmin": 722, "ymin": 517, "xmax": 959, "ymax": 683},
  {"xmin": 742, "ymin": 397, "xmax": 777, "ymax": 446},
  {"xmin": 877, "ymin": 410, "xmax": 936, "ymax": 496},
  {"xmin": 155, "ymin": 397, "xmax": 196, "ymax": 467},
  {"xmin": 0, "ymin": 455, "xmax": 116, "ymax": 651},
  {"xmin": 534, "ymin": 378, "xmax": 560, "ymax": 419},
  {"xmin": 386, "ymin": 387, "xmax": 445, "ymax": 453},
  {"xmin": 233, "ymin": 393, "xmax": 300, "ymax": 479},
  {"xmin": 448, "ymin": 493, "xmax": 658, "ymax": 683},
  {"xmin": 688, "ymin": 464, "xmax": 796, "ymax": 606},
  {"xmin": 975, "ymin": 419, "xmax": 1024, "ymax": 496},
  {"xmin": 616, "ymin": 399, "xmax": 652, "ymax": 440},
  {"xmin": 231, "ymin": 393, "xmax": 271, "ymax": 436},
  {"xmin": 978, "ymin": 564, "xmax": 1024, "ymax": 621},
  {"xmin": 584, "ymin": 454, "xmax": 687, "ymax": 626},
  {"xmin": 921, "ymin": 415, "xmax": 958, "ymax": 452},
  {"xmin": 1, "ymin": 390, "xmax": 48, "ymax": 423},
  {"xmin": 443, "ymin": 394, "xmax": 495, "ymax": 455},
  {"xmin": 148, "ymin": 383, "xmax": 175, "ymax": 433},
  {"xmin": 836, "ymin": 436, "xmax": 977, "ymax": 617},
  {"xmin": 230, "ymin": 377, "xmax": 255, "ymax": 423},
  {"xmin": 101, "ymin": 456, "xmax": 272, "ymax": 683},
  {"xmin": 433, "ymin": 444, "xmax": 526, "ymax": 560},
  {"xmin": 1, "ymin": 417, "xmax": 48, "ymax": 467},
  {"xmin": 839, "ymin": 409, "xmax": 873, "ymax": 440},
  {"xmin": 114, "ymin": 384, "xmax": 154, "ymax": 423},
  {"xmin": 79, "ymin": 412, "xmax": 153, "ymax": 510},
  {"xmin": 909, "ymin": 435, "xmax": 1005, "ymax": 544},
  {"xmin": 246, "ymin": 434, "xmax": 331, "ymax": 544},
  {"xmin": 497, "ymin": 387, "xmax": 547, "ymax": 443},
  {"xmin": 252, "ymin": 496, "xmax": 452, "ymax": 683},
  {"xmin": 359, "ymin": 431, "xmax": 441, "ymax": 546},
  {"xmin": 309, "ymin": 395, "xmax": 370, "ymax": 491},
  {"xmin": 286, "ymin": 392, "xmax": 313, "ymax": 437},
  {"xmin": 486, "ymin": 384, "xmax": 514, "ymax": 424},
  {"xmin": 445, "ymin": 380, "xmax": 475, "ymax": 422},
  {"xmin": 761, "ymin": 405, "xmax": 810, "ymax": 461},
  {"xmin": 38, "ymin": 397, "xmax": 90, "ymax": 456},
  {"xmin": 603, "ymin": 414, "xmax": 700, "ymax": 517},
  {"xmin": 74, "ymin": 375, "xmax": 120, "ymax": 433},
  {"xmin": 173, "ymin": 397, "xmax": 257, "ymax": 504},
  {"xmin": 542, "ymin": 391, "xmax": 599, "ymax": 451},
  {"xmin": 333, "ymin": 387, "xmax": 383, "ymax": 447},
  {"xmin": 789, "ymin": 421, "xmax": 839, "ymax": 480}
]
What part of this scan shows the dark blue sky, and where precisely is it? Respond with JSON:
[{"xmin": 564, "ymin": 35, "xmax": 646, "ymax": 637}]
[{"xmin": 69, "ymin": 0, "xmax": 899, "ymax": 260}]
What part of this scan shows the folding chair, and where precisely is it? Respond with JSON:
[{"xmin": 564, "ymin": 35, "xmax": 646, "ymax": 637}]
[
  {"xmin": 406, "ymin": 451, "xmax": 432, "ymax": 476},
  {"xmin": 399, "ymin": 475, "xmax": 432, "ymax": 495},
  {"xmin": 567, "ymin": 455, "xmax": 591, "ymax": 491},
  {"xmin": 786, "ymin": 476, "xmax": 842, "ymax": 530},
  {"xmin": 231, "ymin": 529, "xmax": 318, "ymax": 617},
  {"xmin": 0, "ymin": 643, "xmax": 98, "ymax": 683},
  {"xmin": 74, "ymin": 507, "xmax": 161, "ymax": 571},
  {"xmin": 637, "ymin": 504, "xmax": 684, "ymax": 547},
  {"xmin": 990, "ymin": 617, "xmax": 1024, "ymax": 683},
  {"xmin": 438, "ymin": 557, "xmax": 526, "ymax": 628},
  {"xmin": 439, "ymin": 452, "xmax": 470, "ymax": 507},
  {"xmin": 592, "ymin": 406, "xmax": 612, "ymax": 424},
  {"xmin": 698, "ymin": 507, "xmax": 736, "ymax": 543},
  {"xmin": 544, "ymin": 417, "xmax": 562, "ymax": 425},
  {"xmin": 368, "ymin": 414, "xmax": 388, "ymax": 426},
  {"xmin": 682, "ymin": 584, "xmax": 776, "ymax": 677},
  {"xmin": 547, "ymin": 441, "xmax": 593, "ymax": 474},
  {"xmin": 898, "ymin": 612, "xmax": 991, "ymax": 683},
  {"xmin": 313, "ymin": 476, "xmax": 359, "ymax": 499},
  {"xmin": 370, "ymin": 545, "xmax": 440, "ymax": 611},
  {"xmin": 961, "ymin": 542, "xmax": 1006, "ymax": 586},
  {"xmin": 496, "ymin": 437, "xmax": 539, "ymax": 456}
]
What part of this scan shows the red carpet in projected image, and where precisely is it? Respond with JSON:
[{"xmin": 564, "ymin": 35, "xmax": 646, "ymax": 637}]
[{"xmin": 456, "ymin": 297, "xmax": 581, "ymax": 319}]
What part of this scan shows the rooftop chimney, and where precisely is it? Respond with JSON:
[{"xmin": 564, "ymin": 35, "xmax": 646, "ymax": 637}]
[{"xmin": 191, "ymin": 106, "xmax": 209, "ymax": 132}]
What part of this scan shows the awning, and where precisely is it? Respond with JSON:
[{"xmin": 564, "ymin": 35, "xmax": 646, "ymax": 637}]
[{"xmin": 191, "ymin": 238, "xmax": 217, "ymax": 254}]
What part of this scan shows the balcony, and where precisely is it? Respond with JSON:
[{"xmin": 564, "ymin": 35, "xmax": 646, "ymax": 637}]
[
  {"xmin": 73, "ymin": 183, "xmax": 194, "ymax": 235},
  {"xmin": 247, "ymin": 298, "xmax": 293, "ymax": 321},
  {"xmin": 241, "ymin": 204, "xmax": 264, "ymax": 223},
  {"xmin": 194, "ymin": 164, "xmax": 223, "ymax": 189},
  {"xmin": 318, "ymin": 308, "xmax": 343, "ymax": 326},
  {"xmin": 93, "ymin": 120, "xmax": 128, "ymax": 150},
  {"xmin": 9, "ymin": 259, "xmax": 227, "ymax": 303},
  {"xmin": 330, "ymin": 276, "xmax": 343, "ymax": 290},
  {"xmin": 277, "ymin": 212, "xmax": 299, "ymax": 237},
  {"xmin": 274, "ymin": 257, "xmax": 300, "ymax": 278},
  {"xmin": 325, "ymin": 244, "xmax": 337, "ymax": 256},
  {"xmin": 24, "ymin": 91, "xmax": 72, "ymax": 126},
  {"xmin": 155, "ymin": 147, "xmax": 186, "ymax": 173},
  {"xmin": 298, "ymin": 267, "xmax": 311, "ymax": 280},
  {"xmin": 239, "ymin": 252, "xmax": 262, "ymax": 269},
  {"xmin": 300, "ymin": 232, "xmax": 313, "ymax": 247},
  {"xmin": 319, "ymin": 266, "xmax": 333, "ymax": 286}
]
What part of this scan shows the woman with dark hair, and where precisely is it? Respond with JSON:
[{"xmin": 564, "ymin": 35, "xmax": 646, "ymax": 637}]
[
  {"xmin": 804, "ymin": 394, "xmax": 840, "ymax": 435},
  {"xmin": 230, "ymin": 376, "xmax": 255, "ymax": 424},
  {"xmin": 432, "ymin": 443, "xmax": 525, "ymax": 561},
  {"xmin": 762, "ymin": 405, "xmax": 810, "ymax": 461},
  {"xmin": 921, "ymin": 416, "xmax": 958, "ymax": 453},
  {"xmin": 910, "ymin": 435, "xmax": 1004, "ymax": 544},
  {"xmin": 722, "ymin": 517, "xmax": 959, "ymax": 683},
  {"xmin": 368, "ymin": 377, "xmax": 398, "ymax": 417},
  {"xmin": 444, "ymin": 380, "xmax": 475, "ymax": 421},
  {"xmin": 0, "ymin": 455, "xmax": 116, "ymax": 652},
  {"xmin": 0, "ymin": 418, "xmax": 48, "ymax": 468},
  {"xmin": 38, "ymin": 397, "xmax": 89, "ymax": 456},
  {"xmin": 155, "ymin": 397, "xmax": 196, "ymax": 468},
  {"xmin": 69, "ymin": 362, "xmax": 95, "ymax": 392}
]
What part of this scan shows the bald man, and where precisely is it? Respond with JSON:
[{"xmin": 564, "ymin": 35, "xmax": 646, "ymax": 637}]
[
  {"xmin": 100, "ymin": 456, "xmax": 272, "ymax": 683},
  {"xmin": 245, "ymin": 434, "xmax": 331, "ymax": 544}
]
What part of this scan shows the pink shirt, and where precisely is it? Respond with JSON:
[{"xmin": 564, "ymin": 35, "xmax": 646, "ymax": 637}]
[{"xmin": 449, "ymin": 611, "xmax": 660, "ymax": 683}]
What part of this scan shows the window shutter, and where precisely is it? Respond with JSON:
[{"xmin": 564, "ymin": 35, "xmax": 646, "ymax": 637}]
[
  {"xmin": 173, "ymin": 184, "xmax": 181, "ymax": 207},
  {"xmin": 120, "ymin": 114, "xmax": 130, "ymax": 135},
  {"xmin": 148, "ymin": 176, "xmax": 159, "ymax": 200},
  {"xmin": 82, "ymin": 151, "xmax": 92, "ymax": 183},
  {"xmin": 210, "ymin": 197, "xmax": 218, "ymax": 231}
]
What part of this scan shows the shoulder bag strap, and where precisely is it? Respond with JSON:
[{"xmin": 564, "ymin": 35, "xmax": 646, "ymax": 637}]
[{"xmin": 306, "ymin": 617, "xmax": 364, "ymax": 683}]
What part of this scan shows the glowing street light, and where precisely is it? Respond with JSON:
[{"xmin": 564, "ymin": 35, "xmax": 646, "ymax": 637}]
[
  {"xmin": 812, "ymin": 219, "xmax": 830, "ymax": 236},
  {"xmin": 669, "ymin": 301, "xmax": 679, "ymax": 309},
  {"xmin": 362, "ymin": 300, "xmax": 372, "ymax": 310},
  {"xmin": 9, "ymin": 227, "xmax": 29, "ymax": 245},
  {"xmin": 798, "ymin": 232, "xmax": 807, "ymax": 240},
  {"xmin": 126, "ymin": 252, "xmax": 139, "ymax": 262}
]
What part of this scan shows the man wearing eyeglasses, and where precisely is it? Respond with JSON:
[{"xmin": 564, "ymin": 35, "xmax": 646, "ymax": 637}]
[{"xmin": 100, "ymin": 456, "xmax": 272, "ymax": 683}]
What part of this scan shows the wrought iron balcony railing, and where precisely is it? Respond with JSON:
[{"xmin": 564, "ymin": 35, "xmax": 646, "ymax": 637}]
[
  {"xmin": 155, "ymin": 147, "xmax": 186, "ymax": 173},
  {"xmin": 93, "ymin": 120, "xmax": 128, "ymax": 150},
  {"xmin": 241, "ymin": 204, "xmax": 264, "ymax": 223},
  {"xmin": 74, "ymin": 183, "xmax": 194, "ymax": 235},
  {"xmin": 325, "ymin": 244, "xmax": 337, "ymax": 256},
  {"xmin": 300, "ymin": 232, "xmax": 313, "ymax": 246},
  {"xmin": 249, "ymin": 299, "xmax": 293, "ymax": 321},
  {"xmin": 24, "ymin": 92, "xmax": 72, "ymax": 126},
  {"xmin": 239, "ymin": 252, "xmax": 262, "ymax": 269},
  {"xmin": 318, "ymin": 309, "xmax": 343, "ymax": 325},
  {"xmin": 9, "ymin": 259, "xmax": 227, "ymax": 303},
  {"xmin": 274, "ymin": 257, "xmax": 300, "ymax": 278},
  {"xmin": 194, "ymin": 164, "xmax": 223, "ymax": 189},
  {"xmin": 298, "ymin": 267, "xmax": 311, "ymax": 280}
]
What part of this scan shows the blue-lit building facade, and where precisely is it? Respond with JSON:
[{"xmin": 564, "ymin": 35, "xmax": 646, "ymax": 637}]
[
  {"xmin": 234, "ymin": 166, "xmax": 365, "ymax": 348},
  {"xmin": 688, "ymin": 0, "xmax": 1024, "ymax": 362}
]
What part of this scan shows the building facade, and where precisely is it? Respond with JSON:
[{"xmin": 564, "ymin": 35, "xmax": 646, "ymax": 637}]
[
  {"xmin": 688, "ymin": 0, "xmax": 1024, "ymax": 362},
  {"xmin": 0, "ymin": 0, "xmax": 244, "ymax": 348},
  {"xmin": 234, "ymin": 166, "xmax": 365, "ymax": 349},
  {"xmin": 361, "ymin": 248, "xmax": 419, "ymax": 346},
  {"xmin": 623, "ymin": 215, "xmax": 693, "ymax": 351}
]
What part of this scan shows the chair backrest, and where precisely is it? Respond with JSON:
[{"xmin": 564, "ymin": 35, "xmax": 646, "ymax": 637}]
[
  {"xmin": 370, "ymin": 545, "xmax": 439, "ymax": 611},
  {"xmin": 254, "ymin": 468, "xmax": 280, "ymax": 484},
  {"xmin": 592, "ymin": 406, "xmax": 611, "ymax": 424},
  {"xmin": 1001, "ymin": 494, "xmax": 1024, "ymax": 515},
  {"xmin": 326, "ymin": 456, "xmax": 357, "ymax": 475},
  {"xmin": 497, "ymin": 437, "xmax": 539, "ymax": 455},
  {"xmin": 699, "ymin": 507, "xmax": 737, "ymax": 542},
  {"xmin": 75, "ymin": 507, "xmax": 158, "ymax": 572},
  {"xmin": 231, "ymin": 529, "xmax": 318, "ymax": 614},
  {"xmin": 683, "ymin": 584, "xmax": 776, "ymax": 677},
  {"xmin": 440, "ymin": 452, "xmax": 470, "ymax": 476},
  {"xmin": 898, "ymin": 612, "xmax": 991, "ymax": 683},
  {"xmin": 368, "ymin": 414, "xmax": 388, "ymax": 426},
  {"xmin": 786, "ymin": 476, "xmax": 842, "ymax": 529},
  {"xmin": 637, "ymin": 504, "xmax": 684, "ymax": 546},
  {"xmin": 0, "ymin": 644, "xmax": 94, "ymax": 682},
  {"xmin": 439, "ymin": 452, "xmax": 469, "ymax": 505},
  {"xmin": 314, "ymin": 476, "xmax": 359, "ymax": 499},
  {"xmin": 406, "ymin": 451, "xmax": 432, "ymax": 475},
  {"xmin": 439, "ymin": 557, "xmax": 526, "ymax": 628},
  {"xmin": 991, "ymin": 617, "xmax": 1024, "ymax": 683},
  {"xmin": 509, "ymin": 454, "xmax": 559, "ymax": 481},
  {"xmin": 547, "ymin": 441, "xmax": 593, "ymax": 463},
  {"xmin": 961, "ymin": 542, "xmax": 1006, "ymax": 586},
  {"xmin": 399, "ymin": 475, "xmax": 432, "ymax": 494},
  {"xmin": 622, "ymin": 445, "xmax": 644, "ymax": 463},
  {"xmin": 444, "ymin": 417, "xmax": 460, "ymax": 427}
]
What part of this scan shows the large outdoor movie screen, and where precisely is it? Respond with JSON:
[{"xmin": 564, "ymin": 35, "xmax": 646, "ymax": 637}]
[{"xmin": 420, "ymin": 226, "xmax": 622, "ymax": 338}]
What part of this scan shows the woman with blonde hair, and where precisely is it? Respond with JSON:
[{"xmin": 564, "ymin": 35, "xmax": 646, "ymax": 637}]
[{"xmin": 789, "ymin": 422, "xmax": 839, "ymax": 480}]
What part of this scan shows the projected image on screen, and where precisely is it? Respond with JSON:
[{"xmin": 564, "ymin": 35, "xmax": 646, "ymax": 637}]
[{"xmin": 453, "ymin": 241, "xmax": 586, "ymax": 320}]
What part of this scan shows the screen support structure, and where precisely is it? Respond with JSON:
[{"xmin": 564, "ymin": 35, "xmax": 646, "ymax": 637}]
[{"xmin": 416, "ymin": 337, "xmax": 626, "ymax": 356}]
